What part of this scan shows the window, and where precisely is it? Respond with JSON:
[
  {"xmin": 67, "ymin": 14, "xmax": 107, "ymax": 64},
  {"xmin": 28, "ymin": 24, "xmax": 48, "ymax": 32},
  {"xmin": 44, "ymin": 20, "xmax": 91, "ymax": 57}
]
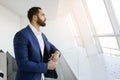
[
  {"xmin": 110, "ymin": 0, "xmax": 120, "ymax": 26},
  {"xmin": 85, "ymin": 0, "xmax": 120, "ymax": 56},
  {"xmin": 99, "ymin": 37, "xmax": 118, "ymax": 49},
  {"xmin": 85, "ymin": 0, "xmax": 114, "ymax": 35}
]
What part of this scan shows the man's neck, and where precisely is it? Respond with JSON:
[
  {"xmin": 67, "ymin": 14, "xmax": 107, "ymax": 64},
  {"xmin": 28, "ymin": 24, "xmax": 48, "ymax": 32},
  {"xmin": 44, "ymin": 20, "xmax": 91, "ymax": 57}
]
[{"xmin": 30, "ymin": 22, "xmax": 40, "ymax": 31}]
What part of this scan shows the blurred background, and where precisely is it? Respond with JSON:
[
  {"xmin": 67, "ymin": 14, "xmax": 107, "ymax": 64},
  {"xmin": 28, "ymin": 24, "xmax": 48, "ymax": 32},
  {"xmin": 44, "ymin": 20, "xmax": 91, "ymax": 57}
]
[{"xmin": 0, "ymin": 0, "xmax": 120, "ymax": 80}]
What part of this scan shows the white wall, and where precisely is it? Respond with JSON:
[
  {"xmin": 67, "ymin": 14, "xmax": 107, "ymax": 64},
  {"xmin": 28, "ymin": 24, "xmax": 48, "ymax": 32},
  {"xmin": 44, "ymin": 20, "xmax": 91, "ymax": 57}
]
[{"xmin": 0, "ymin": 5, "xmax": 21, "ymax": 56}]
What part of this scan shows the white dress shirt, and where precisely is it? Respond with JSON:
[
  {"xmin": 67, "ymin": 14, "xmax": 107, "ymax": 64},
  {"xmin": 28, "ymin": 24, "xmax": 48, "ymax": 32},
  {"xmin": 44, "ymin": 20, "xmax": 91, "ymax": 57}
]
[
  {"xmin": 29, "ymin": 24, "xmax": 44, "ymax": 56},
  {"xmin": 29, "ymin": 24, "xmax": 45, "ymax": 80}
]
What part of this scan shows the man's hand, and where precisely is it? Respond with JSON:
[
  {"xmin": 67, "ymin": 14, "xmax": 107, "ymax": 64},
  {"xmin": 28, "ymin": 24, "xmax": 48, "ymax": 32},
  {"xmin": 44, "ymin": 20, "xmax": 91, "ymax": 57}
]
[
  {"xmin": 49, "ymin": 51, "xmax": 60, "ymax": 63},
  {"xmin": 48, "ymin": 60, "xmax": 57, "ymax": 70},
  {"xmin": 48, "ymin": 51, "xmax": 60, "ymax": 70}
]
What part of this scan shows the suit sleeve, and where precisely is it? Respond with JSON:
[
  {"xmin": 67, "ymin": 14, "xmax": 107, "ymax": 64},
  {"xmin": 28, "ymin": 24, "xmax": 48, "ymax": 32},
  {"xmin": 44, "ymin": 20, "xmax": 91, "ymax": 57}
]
[
  {"xmin": 13, "ymin": 32, "xmax": 48, "ymax": 73},
  {"xmin": 42, "ymin": 33, "xmax": 59, "ymax": 53},
  {"xmin": 49, "ymin": 41, "xmax": 59, "ymax": 53}
]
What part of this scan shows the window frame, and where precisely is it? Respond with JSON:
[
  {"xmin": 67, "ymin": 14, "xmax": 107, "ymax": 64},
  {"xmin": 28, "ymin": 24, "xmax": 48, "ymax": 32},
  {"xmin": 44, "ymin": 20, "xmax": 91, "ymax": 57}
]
[{"xmin": 81, "ymin": 0, "xmax": 120, "ymax": 55}]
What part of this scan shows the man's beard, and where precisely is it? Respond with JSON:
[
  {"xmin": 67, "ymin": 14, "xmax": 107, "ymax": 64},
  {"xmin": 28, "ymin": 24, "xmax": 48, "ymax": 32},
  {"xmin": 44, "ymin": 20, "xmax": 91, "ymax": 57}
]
[{"xmin": 37, "ymin": 16, "xmax": 46, "ymax": 27}]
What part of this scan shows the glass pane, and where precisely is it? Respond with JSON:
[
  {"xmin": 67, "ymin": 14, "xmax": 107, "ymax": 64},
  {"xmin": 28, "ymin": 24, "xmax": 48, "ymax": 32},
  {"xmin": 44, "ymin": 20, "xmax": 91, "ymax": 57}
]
[
  {"xmin": 99, "ymin": 37, "xmax": 119, "ymax": 49},
  {"xmin": 86, "ymin": 0, "xmax": 114, "ymax": 35},
  {"xmin": 102, "ymin": 48, "xmax": 120, "ymax": 56},
  {"xmin": 110, "ymin": 0, "xmax": 120, "ymax": 26}
]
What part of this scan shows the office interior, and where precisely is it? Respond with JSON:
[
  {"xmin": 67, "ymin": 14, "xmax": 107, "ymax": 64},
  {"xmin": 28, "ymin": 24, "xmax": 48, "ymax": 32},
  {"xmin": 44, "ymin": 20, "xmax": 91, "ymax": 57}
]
[{"xmin": 0, "ymin": 0, "xmax": 120, "ymax": 80}]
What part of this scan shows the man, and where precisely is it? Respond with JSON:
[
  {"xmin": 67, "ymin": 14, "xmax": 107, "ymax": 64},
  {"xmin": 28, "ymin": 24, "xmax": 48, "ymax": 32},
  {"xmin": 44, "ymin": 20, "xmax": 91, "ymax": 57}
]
[{"xmin": 13, "ymin": 7, "xmax": 60, "ymax": 80}]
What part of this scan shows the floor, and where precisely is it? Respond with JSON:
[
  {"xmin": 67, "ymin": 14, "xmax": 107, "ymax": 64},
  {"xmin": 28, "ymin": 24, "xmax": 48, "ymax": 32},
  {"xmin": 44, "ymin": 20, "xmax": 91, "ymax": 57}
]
[
  {"xmin": 103, "ymin": 54, "xmax": 120, "ymax": 80},
  {"xmin": 62, "ymin": 47, "xmax": 120, "ymax": 80}
]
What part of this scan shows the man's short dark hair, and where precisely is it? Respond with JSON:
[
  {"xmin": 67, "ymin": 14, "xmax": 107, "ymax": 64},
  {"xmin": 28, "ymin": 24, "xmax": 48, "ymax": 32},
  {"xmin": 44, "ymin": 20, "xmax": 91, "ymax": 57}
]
[{"xmin": 27, "ymin": 7, "xmax": 41, "ymax": 22}]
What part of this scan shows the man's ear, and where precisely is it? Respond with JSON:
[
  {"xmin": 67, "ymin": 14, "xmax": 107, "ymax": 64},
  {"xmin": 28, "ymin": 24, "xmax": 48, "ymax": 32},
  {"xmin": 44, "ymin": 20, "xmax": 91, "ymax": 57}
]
[{"xmin": 33, "ymin": 15, "xmax": 37, "ymax": 21}]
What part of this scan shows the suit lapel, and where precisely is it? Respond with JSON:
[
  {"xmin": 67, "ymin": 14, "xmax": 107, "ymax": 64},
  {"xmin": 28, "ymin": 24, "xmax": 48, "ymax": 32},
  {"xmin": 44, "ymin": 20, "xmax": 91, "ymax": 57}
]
[
  {"xmin": 26, "ymin": 26, "xmax": 42, "ymax": 57},
  {"xmin": 41, "ymin": 33, "xmax": 50, "ymax": 56},
  {"xmin": 41, "ymin": 33, "xmax": 51, "ymax": 62}
]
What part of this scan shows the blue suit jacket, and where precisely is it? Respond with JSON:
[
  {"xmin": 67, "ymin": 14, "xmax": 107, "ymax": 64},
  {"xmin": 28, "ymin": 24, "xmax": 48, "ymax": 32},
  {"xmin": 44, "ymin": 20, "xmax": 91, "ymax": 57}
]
[{"xmin": 13, "ymin": 26, "xmax": 58, "ymax": 80}]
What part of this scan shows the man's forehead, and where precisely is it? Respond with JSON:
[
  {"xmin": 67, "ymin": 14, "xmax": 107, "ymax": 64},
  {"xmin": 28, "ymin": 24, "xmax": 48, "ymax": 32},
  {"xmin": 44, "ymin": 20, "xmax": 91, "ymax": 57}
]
[{"xmin": 38, "ymin": 9, "xmax": 43, "ymax": 14}]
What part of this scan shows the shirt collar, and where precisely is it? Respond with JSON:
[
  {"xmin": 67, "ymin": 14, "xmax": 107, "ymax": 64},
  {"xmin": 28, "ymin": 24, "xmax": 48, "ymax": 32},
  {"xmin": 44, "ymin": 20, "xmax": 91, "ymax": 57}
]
[{"xmin": 29, "ymin": 23, "xmax": 41, "ymax": 35}]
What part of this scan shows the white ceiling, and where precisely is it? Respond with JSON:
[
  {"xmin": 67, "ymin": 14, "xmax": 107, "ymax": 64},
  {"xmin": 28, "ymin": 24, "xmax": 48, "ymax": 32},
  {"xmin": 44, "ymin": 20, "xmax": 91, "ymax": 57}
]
[{"xmin": 0, "ymin": 0, "xmax": 59, "ymax": 20}]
